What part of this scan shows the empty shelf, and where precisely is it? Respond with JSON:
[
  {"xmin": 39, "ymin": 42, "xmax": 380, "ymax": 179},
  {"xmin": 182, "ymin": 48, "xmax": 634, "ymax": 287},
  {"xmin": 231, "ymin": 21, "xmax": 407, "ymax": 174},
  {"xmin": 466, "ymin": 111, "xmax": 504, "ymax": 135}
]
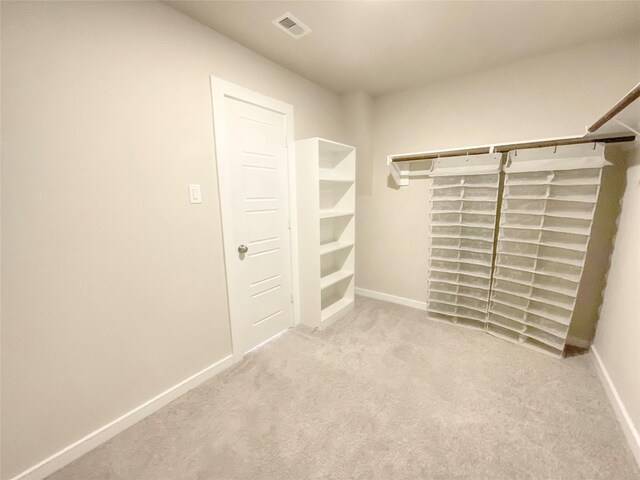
[
  {"xmin": 496, "ymin": 236, "xmax": 588, "ymax": 253},
  {"xmin": 429, "ymin": 287, "xmax": 489, "ymax": 302},
  {"xmin": 429, "ymin": 209, "xmax": 496, "ymax": 216},
  {"xmin": 499, "ymin": 224, "xmax": 591, "ymax": 235},
  {"xmin": 486, "ymin": 324, "xmax": 564, "ymax": 358},
  {"xmin": 427, "ymin": 297, "xmax": 488, "ymax": 315},
  {"xmin": 430, "ymin": 256, "xmax": 493, "ymax": 267},
  {"xmin": 321, "ymin": 297, "xmax": 353, "ymax": 323},
  {"xmin": 320, "ymin": 241, "xmax": 354, "ymax": 256},
  {"xmin": 493, "ymin": 263, "xmax": 582, "ymax": 283},
  {"xmin": 430, "ymin": 222, "xmax": 495, "ymax": 230},
  {"xmin": 430, "ymin": 244, "xmax": 493, "ymax": 254},
  {"xmin": 488, "ymin": 314, "xmax": 526, "ymax": 334},
  {"xmin": 503, "ymin": 194, "xmax": 597, "ymax": 204},
  {"xmin": 319, "ymin": 175, "xmax": 355, "ymax": 184},
  {"xmin": 320, "ymin": 270, "xmax": 354, "ymax": 290},
  {"xmin": 319, "ymin": 210, "xmax": 354, "ymax": 219},
  {"xmin": 491, "ymin": 286, "xmax": 574, "ymax": 311},
  {"xmin": 492, "ymin": 273, "xmax": 577, "ymax": 297},
  {"xmin": 496, "ymin": 251, "xmax": 584, "ymax": 268},
  {"xmin": 429, "ymin": 267, "xmax": 491, "ymax": 279},
  {"xmin": 524, "ymin": 327, "xmax": 565, "ymax": 350}
]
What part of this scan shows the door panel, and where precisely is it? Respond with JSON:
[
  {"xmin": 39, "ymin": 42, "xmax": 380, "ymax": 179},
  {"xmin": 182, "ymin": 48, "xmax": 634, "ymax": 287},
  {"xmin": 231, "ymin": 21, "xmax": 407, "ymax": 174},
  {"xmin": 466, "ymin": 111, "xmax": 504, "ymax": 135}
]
[
  {"xmin": 243, "ymin": 167, "xmax": 278, "ymax": 199},
  {"xmin": 223, "ymin": 97, "xmax": 292, "ymax": 354},
  {"xmin": 246, "ymin": 210, "xmax": 279, "ymax": 242}
]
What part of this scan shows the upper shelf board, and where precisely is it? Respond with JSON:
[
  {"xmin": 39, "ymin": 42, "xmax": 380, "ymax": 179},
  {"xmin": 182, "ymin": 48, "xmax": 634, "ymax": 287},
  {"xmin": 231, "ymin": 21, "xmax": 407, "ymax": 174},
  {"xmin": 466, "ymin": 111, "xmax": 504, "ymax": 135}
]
[{"xmin": 317, "ymin": 138, "xmax": 355, "ymax": 157}]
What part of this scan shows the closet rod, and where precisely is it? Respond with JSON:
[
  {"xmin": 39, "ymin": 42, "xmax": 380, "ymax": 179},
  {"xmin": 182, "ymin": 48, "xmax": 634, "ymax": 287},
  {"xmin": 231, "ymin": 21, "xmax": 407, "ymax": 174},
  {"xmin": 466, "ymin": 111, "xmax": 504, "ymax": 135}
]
[
  {"xmin": 391, "ymin": 134, "xmax": 635, "ymax": 163},
  {"xmin": 588, "ymin": 82, "xmax": 640, "ymax": 133}
]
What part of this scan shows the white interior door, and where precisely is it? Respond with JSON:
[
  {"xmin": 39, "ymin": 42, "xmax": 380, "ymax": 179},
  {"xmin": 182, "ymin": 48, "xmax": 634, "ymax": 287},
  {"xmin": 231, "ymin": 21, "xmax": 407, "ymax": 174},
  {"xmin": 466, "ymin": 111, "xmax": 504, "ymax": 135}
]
[{"xmin": 213, "ymin": 82, "xmax": 294, "ymax": 356}]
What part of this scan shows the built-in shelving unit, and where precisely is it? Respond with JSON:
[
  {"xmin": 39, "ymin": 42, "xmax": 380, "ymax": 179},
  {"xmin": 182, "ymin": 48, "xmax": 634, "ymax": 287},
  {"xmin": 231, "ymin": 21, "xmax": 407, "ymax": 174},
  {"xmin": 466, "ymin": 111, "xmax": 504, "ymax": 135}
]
[{"xmin": 296, "ymin": 138, "xmax": 356, "ymax": 329}]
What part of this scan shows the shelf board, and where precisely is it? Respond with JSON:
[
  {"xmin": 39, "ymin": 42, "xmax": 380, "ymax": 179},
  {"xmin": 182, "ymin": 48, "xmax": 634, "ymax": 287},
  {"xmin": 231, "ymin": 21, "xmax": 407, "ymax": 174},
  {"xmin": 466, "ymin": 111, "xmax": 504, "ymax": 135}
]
[
  {"xmin": 486, "ymin": 323, "xmax": 566, "ymax": 356},
  {"xmin": 429, "ymin": 266, "xmax": 491, "ymax": 279},
  {"xmin": 494, "ymin": 263, "xmax": 581, "ymax": 283},
  {"xmin": 428, "ymin": 278, "xmax": 490, "ymax": 291},
  {"xmin": 428, "ymin": 287, "xmax": 489, "ymax": 302},
  {"xmin": 427, "ymin": 299, "xmax": 488, "ymax": 316},
  {"xmin": 320, "ymin": 270, "xmax": 354, "ymax": 290},
  {"xmin": 490, "ymin": 299, "xmax": 572, "ymax": 326},
  {"xmin": 492, "ymin": 273, "xmax": 577, "ymax": 297},
  {"xmin": 431, "ymin": 210, "xmax": 496, "ymax": 216},
  {"xmin": 504, "ymin": 194, "xmax": 597, "ymax": 204},
  {"xmin": 430, "ymin": 222, "xmax": 495, "ymax": 230},
  {"xmin": 427, "ymin": 311, "xmax": 487, "ymax": 329},
  {"xmin": 501, "ymin": 208, "xmax": 595, "ymax": 220},
  {"xmin": 505, "ymin": 180, "xmax": 600, "ymax": 187},
  {"xmin": 496, "ymin": 249, "xmax": 585, "ymax": 267},
  {"xmin": 320, "ymin": 241, "xmax": 354, "ymax": 256},
  {"xmin": 491, "ymin": 286, "xmax": 575, "ymax": 311},
  {"xmin": 321, "ymin": 296, "xmax": 353, "ymax": 323},
  {"xmin": 430, "ymin": 244, "xmax": 493, "ymax": 254},
  {"xmin": 319, "ymin": 175, "xmax": 354, "ymax": 184},
  {"xmin": 317, "ymin": 138, "xmax": 355, "ymax": 156},
  {"xmin": 319, "ymin": 210, "xmax": 355, "ymax": 219},
  {"xmin": 499, "ymin": 223, "xmax": 591, "ymax": 235},
  {"xmin": 430, "ymin": 256, "xmax": 492, "ymax": 267},
  {"xmin": 525, "ymin": 328, "xmax": 565, "ymax": 350},
  {"xmin": 496, "ymin": 236, "xmax": 588, "ymax": 253}
]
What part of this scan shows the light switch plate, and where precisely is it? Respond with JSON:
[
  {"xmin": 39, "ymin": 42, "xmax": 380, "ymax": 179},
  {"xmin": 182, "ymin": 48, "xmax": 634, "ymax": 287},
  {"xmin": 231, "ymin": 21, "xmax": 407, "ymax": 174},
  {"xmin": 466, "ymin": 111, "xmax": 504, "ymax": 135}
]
[{"xmin": 188, "ymin": 184, "xmax": 202, "ymax": 204}]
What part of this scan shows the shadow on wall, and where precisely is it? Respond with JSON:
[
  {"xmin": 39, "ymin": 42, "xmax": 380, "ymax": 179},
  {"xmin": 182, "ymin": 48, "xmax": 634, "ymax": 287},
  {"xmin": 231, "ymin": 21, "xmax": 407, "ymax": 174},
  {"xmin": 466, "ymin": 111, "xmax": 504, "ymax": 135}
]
[
  {"xmin": 387, "ymin": 174, "xmax": 401, "ymax": 191},
  {"xmin": 568, "ymin": 144, "xmax": 629, "ymax": 346}
]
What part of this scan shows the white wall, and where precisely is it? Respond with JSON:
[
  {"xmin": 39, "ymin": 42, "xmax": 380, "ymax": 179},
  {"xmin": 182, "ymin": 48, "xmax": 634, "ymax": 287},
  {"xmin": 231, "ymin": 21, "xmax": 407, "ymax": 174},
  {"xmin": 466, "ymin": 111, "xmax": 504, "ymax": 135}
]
[
  {"xmin": 2, "ymin": 2, "xmax": 639, "ymax": 478},
  {"xmin": 592, "ymin": 143, "xmax": 640, "ymax": 462},
  {"xmin": 340, "ymin": 91, "xmax": 377, "ymax": 291},
  {"xmin": 357, "ymin": 34, "xmax": 640, "ymax": 343},
  {"xmin": 341, "ymin": 91, "xmax": 375, "ymax": 196},
  {"xmin": 0, "ymin": 2, "xmax": 345, "ymax": 478}
]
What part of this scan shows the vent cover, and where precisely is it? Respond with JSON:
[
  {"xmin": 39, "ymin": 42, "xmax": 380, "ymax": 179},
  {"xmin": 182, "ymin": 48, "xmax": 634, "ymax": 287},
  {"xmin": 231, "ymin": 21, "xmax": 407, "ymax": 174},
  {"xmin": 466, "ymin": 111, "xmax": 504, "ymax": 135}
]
[{"xmin": 272, "ymin": 12, "xmax": 311, "ymax": 39}]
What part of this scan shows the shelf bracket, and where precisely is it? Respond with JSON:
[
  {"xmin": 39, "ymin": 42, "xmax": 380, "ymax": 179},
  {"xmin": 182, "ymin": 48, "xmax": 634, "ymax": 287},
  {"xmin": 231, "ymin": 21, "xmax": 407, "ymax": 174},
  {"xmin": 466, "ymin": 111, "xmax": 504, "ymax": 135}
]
[{"xmin": 387, "ymin": 155, "xmax": 410, "ymax": 186}]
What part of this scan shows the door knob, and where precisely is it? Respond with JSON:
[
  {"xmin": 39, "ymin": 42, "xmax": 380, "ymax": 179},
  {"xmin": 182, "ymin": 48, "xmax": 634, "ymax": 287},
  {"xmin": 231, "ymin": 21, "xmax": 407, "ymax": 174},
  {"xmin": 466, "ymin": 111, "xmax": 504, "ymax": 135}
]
[{"xmin": 238, "ymin": 245, "xmax": 248, "ymax": 254}]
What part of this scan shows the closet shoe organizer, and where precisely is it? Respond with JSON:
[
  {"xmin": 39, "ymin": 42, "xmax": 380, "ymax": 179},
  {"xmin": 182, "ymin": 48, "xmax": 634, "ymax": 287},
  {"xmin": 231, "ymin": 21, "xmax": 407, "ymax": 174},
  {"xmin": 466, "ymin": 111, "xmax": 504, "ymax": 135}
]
[
  {"xmin": 427, "ymin": 144, "xmax": 610, "ymax": 358},
  {"xmin": 427, "ymin": 154, "xmax": 502, "ymax": 331},
  {"xmin": 486, "ymin": 144, "xmax": 609, "ymax": 357}
]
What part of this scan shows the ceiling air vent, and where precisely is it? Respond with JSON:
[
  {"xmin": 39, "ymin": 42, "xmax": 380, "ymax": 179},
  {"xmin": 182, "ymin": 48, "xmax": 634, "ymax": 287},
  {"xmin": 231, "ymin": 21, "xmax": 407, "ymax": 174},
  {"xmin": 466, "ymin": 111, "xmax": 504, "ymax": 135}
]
[{"xmin": 272, "ymin": 13, "xmax": 311, "ymax": 39}]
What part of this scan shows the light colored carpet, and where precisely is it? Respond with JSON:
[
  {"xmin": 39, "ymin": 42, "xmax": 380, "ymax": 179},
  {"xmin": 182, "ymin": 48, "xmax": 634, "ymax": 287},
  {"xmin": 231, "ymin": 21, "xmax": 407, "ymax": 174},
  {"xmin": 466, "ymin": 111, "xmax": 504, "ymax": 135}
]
[{"xmin": 48, "ymin": 296, "xmax": 639, "ymax": 479}]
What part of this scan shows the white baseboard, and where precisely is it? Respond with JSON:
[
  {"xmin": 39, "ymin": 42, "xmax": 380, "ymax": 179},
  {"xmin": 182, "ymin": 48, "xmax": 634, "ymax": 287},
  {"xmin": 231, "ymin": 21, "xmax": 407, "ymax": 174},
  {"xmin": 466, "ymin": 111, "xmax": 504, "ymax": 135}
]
[
  {"xmin": 591, "ymin": 346, "xmax": 640, "ymax": 467},
  {"xmin": 355, "ymin": 287, "xmax": 426, "ymax": 311},
  {"xmin": 10, "ymin": 354, "xmax": 237, "ymax": 480}
]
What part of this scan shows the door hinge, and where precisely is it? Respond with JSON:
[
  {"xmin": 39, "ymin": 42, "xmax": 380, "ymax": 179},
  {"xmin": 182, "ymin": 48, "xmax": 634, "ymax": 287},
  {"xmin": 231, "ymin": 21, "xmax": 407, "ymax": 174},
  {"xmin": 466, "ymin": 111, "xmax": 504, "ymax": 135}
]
[{"xmin": 290, "ymin": 293, "xmax": 294, "ymax": 303}]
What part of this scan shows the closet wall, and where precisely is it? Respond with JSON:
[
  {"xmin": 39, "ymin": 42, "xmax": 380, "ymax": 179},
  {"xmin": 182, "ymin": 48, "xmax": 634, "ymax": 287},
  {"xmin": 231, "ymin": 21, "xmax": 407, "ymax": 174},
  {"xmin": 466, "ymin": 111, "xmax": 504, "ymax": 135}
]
[
  {"xmin": 593, "ymin": 143, "xmax": 640, "ymax": 461},
  {"xmin": 358, "ymin": 33, "xmax": 640, "ymax": 344},
  {"xmin": 1, "ymin": 2, "xmax": 346, "ymax": 478}
]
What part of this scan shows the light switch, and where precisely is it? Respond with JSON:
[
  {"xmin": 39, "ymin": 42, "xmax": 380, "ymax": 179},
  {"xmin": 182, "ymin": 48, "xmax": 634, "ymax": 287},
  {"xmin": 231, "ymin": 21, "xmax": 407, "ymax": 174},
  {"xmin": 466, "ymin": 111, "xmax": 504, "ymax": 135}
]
[{"xmin": 189, "ymin": 184, "xmax": 202, "ymax": 204}]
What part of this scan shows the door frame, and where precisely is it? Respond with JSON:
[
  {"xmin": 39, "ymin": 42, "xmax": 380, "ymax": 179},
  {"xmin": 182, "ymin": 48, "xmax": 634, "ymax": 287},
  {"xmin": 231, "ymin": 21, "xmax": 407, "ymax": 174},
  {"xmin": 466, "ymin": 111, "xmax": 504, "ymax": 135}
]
[{"xmin": 210, "ymin": 77, "xmax": 300, "ymax": 359}]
